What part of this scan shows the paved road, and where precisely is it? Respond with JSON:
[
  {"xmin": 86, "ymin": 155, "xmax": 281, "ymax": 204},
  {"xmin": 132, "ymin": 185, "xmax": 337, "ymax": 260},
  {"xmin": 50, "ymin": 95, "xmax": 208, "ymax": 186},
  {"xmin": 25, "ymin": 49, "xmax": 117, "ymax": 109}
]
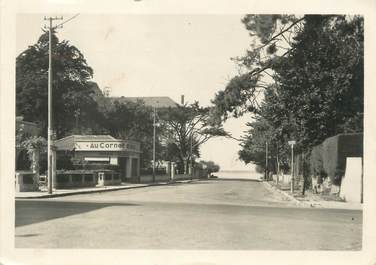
[{"xmin": 15, "ymin": 179, "xmax": 362, "ymax": 250}]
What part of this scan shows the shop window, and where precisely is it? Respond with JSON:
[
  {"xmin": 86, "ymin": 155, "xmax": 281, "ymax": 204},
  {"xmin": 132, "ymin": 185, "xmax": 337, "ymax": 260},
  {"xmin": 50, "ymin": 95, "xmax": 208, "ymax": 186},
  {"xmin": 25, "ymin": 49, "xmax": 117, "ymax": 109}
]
[
  {"xmin": 57, "ymin": 174, "xmax": 69, "ymax": 183},
  {"xmin": 72, "ymin": 175, "xmax": 82, "ymax": 182},
  {"xmin": 84, "ymin": 174, "xmax": 93, "ymax": 182}
]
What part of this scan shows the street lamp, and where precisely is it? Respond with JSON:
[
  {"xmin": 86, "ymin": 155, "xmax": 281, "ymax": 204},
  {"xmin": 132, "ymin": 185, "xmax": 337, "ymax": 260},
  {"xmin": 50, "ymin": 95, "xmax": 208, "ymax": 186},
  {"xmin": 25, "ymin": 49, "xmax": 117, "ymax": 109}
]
[{"xmin": 288, "ymin": 140, "xmax": 296, "ymax": 193}]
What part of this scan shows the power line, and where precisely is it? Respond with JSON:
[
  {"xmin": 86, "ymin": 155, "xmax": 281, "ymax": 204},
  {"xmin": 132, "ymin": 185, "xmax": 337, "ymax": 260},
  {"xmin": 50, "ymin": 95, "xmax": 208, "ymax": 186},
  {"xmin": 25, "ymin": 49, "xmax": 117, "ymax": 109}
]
[{"xmin": 54, "ymin": 13, "xmax": 80, "ymax": 29}]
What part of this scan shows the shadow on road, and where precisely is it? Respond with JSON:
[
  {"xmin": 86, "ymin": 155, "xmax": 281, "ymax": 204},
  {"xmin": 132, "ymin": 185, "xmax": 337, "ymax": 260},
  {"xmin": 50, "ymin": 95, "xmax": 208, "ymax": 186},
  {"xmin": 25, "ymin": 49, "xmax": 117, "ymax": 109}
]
[
  {"xmin": 166, "ymin": 178, "xmax": 262, "ymax": 186},
  {"xmin": 15, "ymin": 233, "xmax": 40, "ymax": 237},
  {"xmin": 15, "ymin": 200, "xmax": 139, "ymax": 227},
  {"xmin": 208, "ymin": 178, "xmax": 262, "ymax": 182}
]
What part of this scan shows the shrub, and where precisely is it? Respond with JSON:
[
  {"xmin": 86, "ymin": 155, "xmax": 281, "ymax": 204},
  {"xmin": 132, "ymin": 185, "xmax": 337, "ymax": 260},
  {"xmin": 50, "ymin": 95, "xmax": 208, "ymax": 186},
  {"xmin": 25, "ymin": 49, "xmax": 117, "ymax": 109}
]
[
  {"xmin": 199, "ymin": 160, "xmax": 220, "ymax": 174},
  {"xmin": 255, "ymin": 164, "xmax": 264, "ymax": 173},
  {"xmin": 309, "ymin": 133, "xmax": 363, "ymax": 186}
]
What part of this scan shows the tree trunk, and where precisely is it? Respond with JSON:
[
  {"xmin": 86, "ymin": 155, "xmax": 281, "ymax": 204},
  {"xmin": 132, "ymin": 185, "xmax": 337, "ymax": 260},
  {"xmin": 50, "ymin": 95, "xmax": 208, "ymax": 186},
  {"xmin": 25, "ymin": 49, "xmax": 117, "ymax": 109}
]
[
  {"xmin": 276, "ymin": 146, "xmax": 280, "ymax": 186},
  {"xmin": 184, "ymin": 160, "xmax": 188, "ymax": 175}
]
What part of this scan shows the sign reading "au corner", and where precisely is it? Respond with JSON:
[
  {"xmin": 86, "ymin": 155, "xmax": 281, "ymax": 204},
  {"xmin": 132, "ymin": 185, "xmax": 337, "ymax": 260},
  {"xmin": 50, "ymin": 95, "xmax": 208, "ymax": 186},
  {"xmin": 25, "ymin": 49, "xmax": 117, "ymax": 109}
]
[{"xmin": 74, "ymin": 141, "xmax": 140, "ymax": 152}]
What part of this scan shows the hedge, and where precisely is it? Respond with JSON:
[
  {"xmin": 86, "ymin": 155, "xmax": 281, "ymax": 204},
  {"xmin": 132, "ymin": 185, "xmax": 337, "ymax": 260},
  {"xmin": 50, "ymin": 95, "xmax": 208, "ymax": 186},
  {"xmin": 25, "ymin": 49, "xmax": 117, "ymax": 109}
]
[{"xmin": 310, "ymin": 133, "xmax": 363, "ymax": 185}]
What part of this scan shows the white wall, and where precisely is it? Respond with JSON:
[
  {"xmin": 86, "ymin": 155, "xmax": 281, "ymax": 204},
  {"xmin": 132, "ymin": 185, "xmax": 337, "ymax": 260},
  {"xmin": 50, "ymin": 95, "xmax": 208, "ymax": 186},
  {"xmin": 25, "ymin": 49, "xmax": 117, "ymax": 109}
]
[{"xmin": 340, "ymin": 157, "xmax": 362, "ymax": 203}]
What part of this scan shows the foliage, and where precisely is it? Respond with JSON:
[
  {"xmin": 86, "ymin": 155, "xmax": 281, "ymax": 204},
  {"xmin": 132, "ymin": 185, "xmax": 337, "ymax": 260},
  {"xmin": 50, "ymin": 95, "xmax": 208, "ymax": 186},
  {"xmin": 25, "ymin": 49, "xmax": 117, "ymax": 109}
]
[
  {"xmin": 212, "ymin": 15, "xmax": 304, "ymax": 121},
  {"xmin": 310, "ymin": 133, "xmax": 363, "ymax": 185},
  {"xmin": 310, "ymin": 144, "xmax": 325, "ymax": 179},
  {"xmin": 20, "ymin": 136, "xmax": 47, "ymax": 155},
  {"xmin": 198, "ymin": 160, "xmax": 220, "ymax": 174},
  {"xmin": 211, "ymin": 15, "xmax": 364, "ymax": 177},
  {"xmin": 17, "ymin": 136, "xmax": 48, "ymax": 172},
  {"xmin": 16, "ymin": 123, "xmax": 47, "ymax": 171},
  {"xmin": 102, "ymin": 100, "xmax": 165, "ymax": 168},
  {"xmin": 159, "ymin": 102, "xmax": 227, "ymax": 173},
  {"xmin": 16, "ymin": 30, "xmax": 103, "ymax": 138},
  {"xmin": 211, "ymin": 74, "xmax": 261, "ymax": 120}
]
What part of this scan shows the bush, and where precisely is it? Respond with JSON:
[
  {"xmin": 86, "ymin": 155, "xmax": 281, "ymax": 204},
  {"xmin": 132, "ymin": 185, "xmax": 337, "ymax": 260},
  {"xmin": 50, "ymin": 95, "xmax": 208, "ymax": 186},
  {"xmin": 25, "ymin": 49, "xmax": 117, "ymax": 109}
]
[
  {"xmin": 198, "ymin": 160, "xmax": 220, "ymax": 174},
  {"xmin": 255, "ymin": 164, "xmax": 264, "ymax": 173},
  {"xmin": 57, "ymin": 154, "xmax": 74, "ymax": 170},
  {"xmin": 309, "ymin": 133, "xmax": 363, "ymax": 185}
]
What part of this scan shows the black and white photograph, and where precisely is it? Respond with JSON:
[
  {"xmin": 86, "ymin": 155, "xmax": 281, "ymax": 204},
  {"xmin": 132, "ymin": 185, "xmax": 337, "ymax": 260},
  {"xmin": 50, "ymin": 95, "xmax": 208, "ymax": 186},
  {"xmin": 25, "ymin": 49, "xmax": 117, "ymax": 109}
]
[{"xmin": 1, "ymin": 1, "xmax": 376, "ymax": 265}]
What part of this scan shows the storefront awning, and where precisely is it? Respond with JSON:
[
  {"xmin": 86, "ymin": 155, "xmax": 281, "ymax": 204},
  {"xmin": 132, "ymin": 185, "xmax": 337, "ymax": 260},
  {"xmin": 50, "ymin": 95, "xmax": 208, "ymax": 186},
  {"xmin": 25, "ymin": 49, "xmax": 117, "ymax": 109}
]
[{"xmin": 54, "ymin": 135, "xmax": 141, "ymax": 153}]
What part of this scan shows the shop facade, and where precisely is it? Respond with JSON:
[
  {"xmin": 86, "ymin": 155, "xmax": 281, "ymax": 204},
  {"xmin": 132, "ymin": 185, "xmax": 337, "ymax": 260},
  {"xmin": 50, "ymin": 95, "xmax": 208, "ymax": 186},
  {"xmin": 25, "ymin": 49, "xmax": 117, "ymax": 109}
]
[{"xmin": 54, "ymin": 135, "xmax": 141, "ymax": 183}]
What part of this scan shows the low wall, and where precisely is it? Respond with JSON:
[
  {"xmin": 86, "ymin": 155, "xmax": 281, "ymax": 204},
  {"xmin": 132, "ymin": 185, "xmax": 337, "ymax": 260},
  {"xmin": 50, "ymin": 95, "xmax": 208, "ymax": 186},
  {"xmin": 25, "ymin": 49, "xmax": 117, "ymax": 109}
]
[
  {"xmin": 340, "ymin": 157, "xmax": 362, "ymax": 202},
  {"xmin": 56, "ymin": 171, "xmax": 96, "ymax": 189},
  {"xmin": 139, "ymin": 174, "xmax": 170, "ymax": 183},
  {"xmin": 97, "ymin": 171, "xmax": 121, "ymax": 186},
  {"xmin": 310, "ymin": 133, "xmax": 363, "ymax": 186},
  {"xmin": 139, "ymin": 174, "xmax": 197, "ymax": 183},
  {"xmin": 272, "ymin": 174, "xmax": 292, "ymax": 184},
  {"xmin": 15, "ymin": 171, "xmax": 39, "ymax": 192},
  {"xmin": 173, "ymin": 174, "xmax": 193, "ymax": 181}
]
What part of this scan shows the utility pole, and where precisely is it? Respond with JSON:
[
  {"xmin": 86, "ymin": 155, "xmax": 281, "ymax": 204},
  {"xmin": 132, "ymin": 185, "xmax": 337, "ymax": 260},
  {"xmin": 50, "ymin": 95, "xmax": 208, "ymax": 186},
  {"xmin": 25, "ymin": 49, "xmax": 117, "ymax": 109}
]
[
  {"xmin": 291, "ymin": 144, "xmax": 294, "ymax": 192},
  {"xmin": 190, "ymin": 131, "xmax": 193, "ymax": 179},
  {"xmin": 288, "ymin": 140, "xmax": 296, "ymax": 193},
  {"xmin": 276, "ymin": 143, "xmax": 280, "ymax": 186},
  {"xmin": 44, "ymin": 16, "xmax": 63, "ymax": 194},
  {"xmin": 44, "ymin": 14, "xmax": 78, "ymax": 194},
  {"xmin": 265, "ymin": 141, "xmax": 268, "ymax": 180},
  {"xmin": 152, "ymin": 105, "xmax": 156, "ymax": 183}
]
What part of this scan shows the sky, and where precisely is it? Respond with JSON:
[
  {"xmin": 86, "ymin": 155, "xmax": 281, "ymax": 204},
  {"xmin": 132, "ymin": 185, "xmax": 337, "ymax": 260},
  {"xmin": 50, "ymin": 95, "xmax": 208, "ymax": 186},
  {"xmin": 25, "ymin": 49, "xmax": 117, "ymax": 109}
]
[{"xmin": 16, "ymin": 14, "xmax": 256, "ymax": 171}]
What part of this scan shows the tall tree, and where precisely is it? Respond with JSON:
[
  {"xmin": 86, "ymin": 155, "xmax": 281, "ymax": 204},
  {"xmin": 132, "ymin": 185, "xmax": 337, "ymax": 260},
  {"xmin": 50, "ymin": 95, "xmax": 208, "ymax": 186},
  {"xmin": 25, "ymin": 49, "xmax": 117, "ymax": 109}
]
[
  {"xmin": 16, "ymin": 30, "xmax": 102, "ymax": 138},
  {"xmin": 103, "ymin": 100, "xmax": 165, "ymax": 168},
  {"xmin": 159, "ymin": 102, "xmax": 228, "ymax": 173},
  {"xmin": 212, "ymin": 15, "xmax": 363, "ymax": 170},
  {"xmin": 211, "ymin": 15, "xmax": 305, "ymax": 120}
]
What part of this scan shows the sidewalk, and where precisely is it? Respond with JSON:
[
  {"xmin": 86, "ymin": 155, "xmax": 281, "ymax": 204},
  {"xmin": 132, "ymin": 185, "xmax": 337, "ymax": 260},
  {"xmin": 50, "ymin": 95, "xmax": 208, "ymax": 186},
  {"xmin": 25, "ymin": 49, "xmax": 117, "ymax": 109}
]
[
  {"xmin": 15, "ymin": 179, "xmax": 196, "ymax": 199},
  {"xmin": 263, "ymin": 180, "xmax": 363, "ymax": 210}
]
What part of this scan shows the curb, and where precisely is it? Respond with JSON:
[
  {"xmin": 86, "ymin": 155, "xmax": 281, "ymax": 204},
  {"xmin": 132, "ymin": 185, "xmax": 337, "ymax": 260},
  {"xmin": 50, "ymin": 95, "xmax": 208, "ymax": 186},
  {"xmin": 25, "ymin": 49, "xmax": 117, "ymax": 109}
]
[
  {"xmin": 262, "ymin": 181, "xmax": 312, "ymax": 207},
  {"xmin": 262, "ymin": 181, "xmax": 362, "ymax": 210},
  {"xmin": 16, "ymin": 179, "xmax": 198, "ymax": 199}
]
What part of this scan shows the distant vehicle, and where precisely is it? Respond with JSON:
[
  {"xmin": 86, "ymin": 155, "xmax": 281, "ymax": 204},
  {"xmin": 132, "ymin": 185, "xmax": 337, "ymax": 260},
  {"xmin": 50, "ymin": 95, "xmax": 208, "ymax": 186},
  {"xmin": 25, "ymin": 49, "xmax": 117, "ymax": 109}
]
[{"xmin": 209, "ymin": 174, "xmax": 218, "ymax": 179}]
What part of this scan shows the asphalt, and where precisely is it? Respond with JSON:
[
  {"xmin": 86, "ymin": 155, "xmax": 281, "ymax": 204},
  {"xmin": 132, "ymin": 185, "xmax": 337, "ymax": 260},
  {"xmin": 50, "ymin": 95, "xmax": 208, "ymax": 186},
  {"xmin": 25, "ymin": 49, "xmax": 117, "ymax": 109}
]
[{"xmin": 15, "ymin": 179, "xmax": 362, "ymax": 250}]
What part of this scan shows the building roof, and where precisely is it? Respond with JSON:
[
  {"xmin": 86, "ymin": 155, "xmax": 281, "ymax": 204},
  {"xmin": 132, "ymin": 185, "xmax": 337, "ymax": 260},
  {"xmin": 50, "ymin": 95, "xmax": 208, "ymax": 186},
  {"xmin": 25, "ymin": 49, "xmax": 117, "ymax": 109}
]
[
  {"xmin": 54, "ymin": 135, "xmax": 141, "ymax": 153},
  {"xmin": 54, "ymin": 135, "xmax": 117, "ymax": 151},
  {"xmin": 110, "ymin": 96, "xmax": 178, "ymax": 109}
]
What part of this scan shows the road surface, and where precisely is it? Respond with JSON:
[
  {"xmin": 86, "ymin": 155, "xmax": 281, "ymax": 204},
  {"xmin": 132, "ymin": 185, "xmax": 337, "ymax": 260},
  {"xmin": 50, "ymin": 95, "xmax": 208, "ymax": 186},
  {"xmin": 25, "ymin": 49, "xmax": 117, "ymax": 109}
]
[{"xmin": 15, "ymin": 179, "xmax": 362, "ymax": 250}]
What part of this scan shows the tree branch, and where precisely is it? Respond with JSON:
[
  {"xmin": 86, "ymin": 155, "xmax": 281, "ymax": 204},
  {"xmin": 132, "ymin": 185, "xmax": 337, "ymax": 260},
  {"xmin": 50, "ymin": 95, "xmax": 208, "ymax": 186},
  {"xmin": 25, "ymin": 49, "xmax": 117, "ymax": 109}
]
[{"xmin": 254, "ymin": 17, "xmax": 305, "ymax": 51}]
